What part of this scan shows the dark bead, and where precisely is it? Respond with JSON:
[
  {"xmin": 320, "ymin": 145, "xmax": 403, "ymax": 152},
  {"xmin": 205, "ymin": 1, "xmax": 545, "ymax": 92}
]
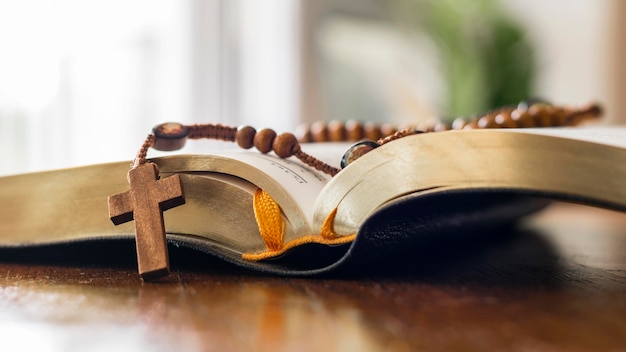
[
  {"xmin": 254, "ymin": 128, "xmax": 277, "ymax": 153},
  {"xmin": 152, "ymin": 122, "xmax": 189, "ymax": 151},
  {"xmin": 340, "ymin": 140, "xmax": 379, "ymax": 168}
]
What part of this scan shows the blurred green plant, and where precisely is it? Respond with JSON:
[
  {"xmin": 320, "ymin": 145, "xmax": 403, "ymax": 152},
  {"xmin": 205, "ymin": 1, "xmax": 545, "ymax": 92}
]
[{"xmin": 392, "ymin": 0, "xmax": 535, "ymax": 118}]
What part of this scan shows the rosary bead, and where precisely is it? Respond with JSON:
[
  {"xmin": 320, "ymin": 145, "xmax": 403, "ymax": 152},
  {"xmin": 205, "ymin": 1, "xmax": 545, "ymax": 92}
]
[
  {"xmin": 364, "ymin": 122, "xmax": 382, "ymax": 140},
  {"xmin": 451, "ymin": 118, "xmax": 468, "ymax": 130},
  {"xmin": 345, "ymin": 120, "xmax": 364, "ymax": 141},
  {"xmin": 340, "ymin": 140, "xmax": 379, "ymax": 168},
  {"xmin": 462, "ymin": 120, "xmax": 479, "ymax": 129},
  {"xmin": 478, "ymin": 114, "xmax": 498, "ymax": 128},
  {"xmin": 494, "ymin": 112, "xmax": 517, "ymax": 128},
  {"xmin": 328, "ymin": 120, "xmax": 346, "ymax": 142},
  {"xmin": 152, "ymin": 123, "xmax": 189, "ymax": 151},
  {"xmin": 528, "ymin": 104, "xmax": 552, "ymax": 127},
  {"xmin": 538, "ymin": 105, "xmax": 560, "ymax": 126},
  {"xmin": 273, "ymin": 133, "xmax": 300, "ymax": 158},
  {"xmin": 518, "ymin": 98, "xmax": 549, "ymax": 110},
  {"xmin": 380, "ymin": 123, "xmax": 396, "ymax": 137},
  {"xmin": 511, "ymin": 109, "xmax": 535, "ymax": 127},
  {"xmin": 294, "ymin": 123, "xmax": 312, "ymax": 143},
  {"xmin": 133, "ymin": 100, "xmax": 600, "ymax": 181},
  {"xmin": 551, "ymin": 108, "xmax": 567, "ymax": 126},
  {"xmin": 310, "ymin": 121, "xmax": 328, "ymax": 142},
  {"xmin": 412, "ymin": 123, "xmax": 424, "ymax": 132},
  {"xmin": 434, "ymin": 122, "xmax": 450, "ymax": 132},
  {"xmin": 254, "ymin": 128, "xmax": 277, "ymax": 153},
  {"xmin": 236, "ymin": 125, "xmax": 257, "ymax": 149}
]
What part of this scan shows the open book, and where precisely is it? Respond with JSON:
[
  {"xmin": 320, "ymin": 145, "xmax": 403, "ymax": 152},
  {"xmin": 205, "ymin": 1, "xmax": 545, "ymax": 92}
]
[{"xmin": 2, "ymin": 127, "xmax": 626, "ymax": 275}]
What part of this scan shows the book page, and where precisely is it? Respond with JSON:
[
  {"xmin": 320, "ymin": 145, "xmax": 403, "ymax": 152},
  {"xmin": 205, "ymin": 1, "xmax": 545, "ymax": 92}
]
[
  {"xmin": 511, "ymin": 126, "xmax": 626, "ymax": 149},
  {"xmin": 314, "ymin": 126, "xmax": 626, "ymax": 235},
  {"xmin": 217, "ymin": 143, "xmax": 349, "ymax": 221}
]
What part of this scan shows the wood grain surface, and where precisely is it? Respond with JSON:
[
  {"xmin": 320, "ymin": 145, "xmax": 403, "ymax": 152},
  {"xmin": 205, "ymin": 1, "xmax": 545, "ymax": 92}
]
[{"xmin": 1, "ymin": 203, "xmax": 625, "ymax": 351}]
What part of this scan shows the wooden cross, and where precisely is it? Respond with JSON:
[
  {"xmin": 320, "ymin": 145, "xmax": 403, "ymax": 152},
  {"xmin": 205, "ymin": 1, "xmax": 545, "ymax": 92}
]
[{"xmin": 108, "ymin": 163, "xmax": 185, "ymax": 280}]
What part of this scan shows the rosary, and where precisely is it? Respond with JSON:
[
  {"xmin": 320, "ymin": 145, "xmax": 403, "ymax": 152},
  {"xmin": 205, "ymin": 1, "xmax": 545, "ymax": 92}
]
[{"xmin": 108, "ymin": 100, "xmax": 601, "ymax": 280}]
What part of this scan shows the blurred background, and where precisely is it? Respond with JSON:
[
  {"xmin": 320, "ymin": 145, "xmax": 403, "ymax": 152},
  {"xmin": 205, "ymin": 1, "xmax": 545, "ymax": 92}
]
[{"xmin": 0, "ymin": 0, "xmax": 623, "ymax": 175}]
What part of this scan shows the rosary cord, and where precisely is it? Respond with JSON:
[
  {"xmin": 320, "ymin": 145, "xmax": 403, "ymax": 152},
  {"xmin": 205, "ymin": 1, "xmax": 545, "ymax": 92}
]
[
  {"xmin": 293, "ymin": 149, "xmax": 341, "ymax": 177},
  {"xmin": 132, "ymin": 133, "xmax": 155, "ymax": 169},
  {"xmin": 132, "ymin": 102, "xmax": 602, "ymax": 176},
  {"xmin": 133, "ymin": 123, "xmax": 238, "ymax": 168},
  {"xmin": 131, "ymin": 122, "xmax": 342, "ymax": 176},
  {"xmin": 296, "ymin": 103, "xmax": 602, "ymax": 143},
  {"xmin": 187, "ymin": 124, "xmax": 237, "ymax": 141}
]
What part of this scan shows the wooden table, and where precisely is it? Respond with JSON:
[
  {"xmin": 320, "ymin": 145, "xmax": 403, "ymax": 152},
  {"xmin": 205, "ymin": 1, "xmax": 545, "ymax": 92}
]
[{"xmin": 1, "ymin": 203, "xmax": 625, "ymax": 351}]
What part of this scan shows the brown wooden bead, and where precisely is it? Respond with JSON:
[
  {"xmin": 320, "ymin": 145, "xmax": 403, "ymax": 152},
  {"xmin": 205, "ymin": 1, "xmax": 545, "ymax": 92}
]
[
  {"xmin": 327, "ymin": 120, "xmax": 346, "ymax": 142},
  {"xmin": 540, "ymin": 105, "xmax": 560, "ymax": 126},
  {"xmin": 571, "ymin": 103, "xmax": 602, "ymax": 124},
  {"xmin": 254, "ymin": 128, "xmax": 277, "ymax": 153},
  {"xmin": 294, "ymin": 123, "xmax": 312, "ymax": 143},
  {"xmin": 528, "ymin": 104, "xmax": 552, "ymax": 127},
  {"xmin": 397, "ymin": 123, "xmax": 412, "ymax": 133},
  {"xmin": 345, "ymin": 120, "xmax": 364, "ymax": 141},
  {"xmin": 152, "ymin": 123, "xmax": 189, "ymax": 151},
  {"xmin": 494, "ymin": 111, "xmax": 517, "ymax": 128},
  {"xmin": 310, "ymin": 121, "xmax": 328, "ymax": 142},
  {"xmin": 413, "ymin": 123, "xmax": 430, "ymax": 132},
  {"xmin": 462, "ymin": 120, "xmax": 479, "ymax": 130},
  {"xmin": 273, "ymin": 133, "xmax": 300, "ymax": 158},
  {"xmin": 236, "ymin": 125, "xmax": 256, "ymax": 149},
  {"xmin": 478, "ymin": 114, "xmax": 498, "ymax": 128},
  {"xmin": 364, "ymin": 122, "xmax": 382, "ymax": 140},
  {"xmin": 434, "ymin": 122, "xmax": 450, "ymax": 132},
  {"xmin": 452, "ymin": 118, "xmax": 468, "ymax": 130},
  {"xmin": 379, "ymin": 123, "xmax": 396, "ymax": 137},
  {"xmin": 550, "ymin": 108, "xmax": 567, "ymax": 126},
  {"xmin": 511, "ymin": 109, "xmax": 535, "ymax": 127}
]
